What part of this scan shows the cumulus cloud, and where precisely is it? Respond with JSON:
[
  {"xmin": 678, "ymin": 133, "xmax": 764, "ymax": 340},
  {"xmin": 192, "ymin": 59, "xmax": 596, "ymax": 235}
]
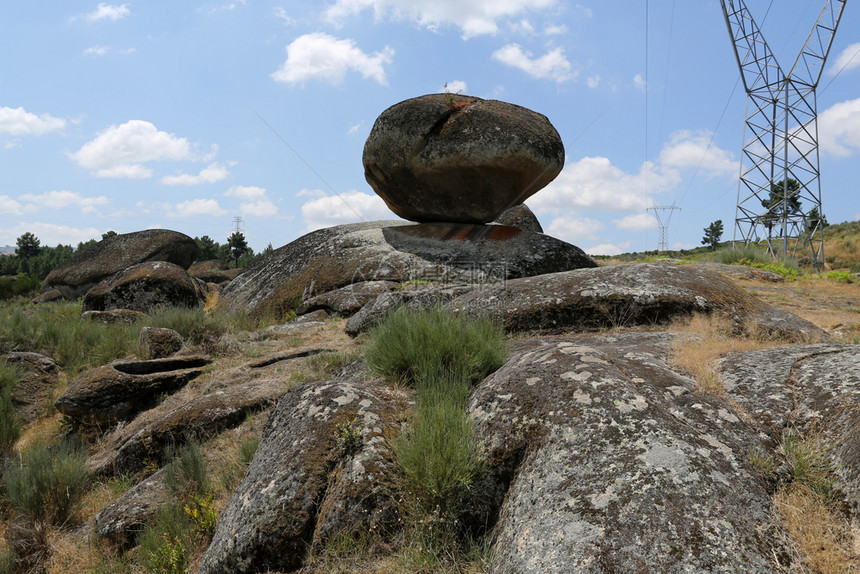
[
  {"xmin": 168, "ymin": 199, "xmax": 228, "ymax": 218},
  {"xmin": 492, "ymin": 44, "xmax": 573, "ymax": 82},
  {"xmin": 544, "ymin": 216, "xmax": 604, "ymax": 243},
  {"xmin": 658, "ymin": 130, "xmax": 739, "ymax": 178},
  {"xmin": 828, "ymin": 42, "xmax": 860, "ymax": 75},
  {"xmin": 584, "ymin": 241, "xmax": 632, "ymax": 256},
  {"xmin": 634, "ymin": 74, "xmax": 646, "ymax": 92},
  {"xmin": 1, "ymin": 223, "xmax": 102, "ymax": 248},
  {"xmin": 300, "ymin": 189, "xmax": 393, "ymax": 230},
  {"xmin": 819, "ymin": 98, "xmax": 860, "ymax": 157},
  {"xmin": 83, "ymin": 3, "xmax": 130, "ymax": 22},
  {"xmin": 19, "ymin": 190, "xmax": 110, "ymax": 212},
  {"xmin": 0, "ymin": 106, "xmax": 66, "ymax": 136},
  {"xmin": 271, "ymin": 33, "xmax": 394, "ymax": 86},
  {"xmin": 443, "ymin": 80, "xmax": 468, "ymax": 94},
  {"xmin": 160, "ymin": 163, "xmax": 231, "ymax": 186},
  {"xmin": 612, "ymin": 213, "xmax": 657, "ymax": 231},
  {"xmin": 325, "ymin": 0, "xmax": 557, "ymax": 39},
  {"xmin": 0, "ymin": 196, "xmax": 22, "ymax": 216},
  {"xmin": 83, "ymin": 45, "xmax": 135, "ymax": 57},
  {"xmin": 225, "ymin": 185, "xmax": 278, "ymax": 217},
  {"xmin": 69, "ymin": 120, "xmax": 193, "ymax": 178},
  {"xmin": 529, "ymin": 156, "xmax": 679, "ymax": 214}
]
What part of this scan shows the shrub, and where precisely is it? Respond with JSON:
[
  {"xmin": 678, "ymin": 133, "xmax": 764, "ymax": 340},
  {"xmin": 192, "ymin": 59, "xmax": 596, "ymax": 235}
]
[
  {"xmin": 395, "ymin": 368, "xmax": 483, "ymax": 515},
  {"xmin": 135, "ymin": 505, "xmax": 195, "ymax": 574},
  {"xmin": 0, "ymin": 387, "xmax": 22, "ymax": 457},
  {"xmin": 826, "ymin": 270, "xmax": 856, "ymax": 283},
  {"xmin": 4, "ymin": 440, "xmax": 88, "ymax": 525},
  {"xmin": 713, "ymin": 244, "xmax": 770, "ymax": 265},
  {"xmin": 365, "ymin": 306, "xmax": 507, "ymax": 387},
  {"xmin": 780, "ymin": 428, "xmax": 834, "ymax": 500},
  {"xmin": 162, "ymin": 439, "xmax": 210, "ymax": 500}
]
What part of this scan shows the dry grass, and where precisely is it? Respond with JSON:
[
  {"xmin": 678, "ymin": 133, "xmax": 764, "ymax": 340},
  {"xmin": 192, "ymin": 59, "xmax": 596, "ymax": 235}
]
[
  {"xmin": 774, "ymin": 484, "xmax": 860, "ymax": 574},
  {"xmin": 670, "ymin": 313, "xmax": 781, "ymax": 394},
  {"xmin": 15, "ymin": 413, "xmax": 63, "ymax": 452}
]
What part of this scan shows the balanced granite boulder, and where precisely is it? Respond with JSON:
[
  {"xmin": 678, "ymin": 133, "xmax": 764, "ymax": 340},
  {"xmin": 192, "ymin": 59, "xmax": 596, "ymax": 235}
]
[
  {"xmin": 42, "ymin": 229, "xmax": 200, "ymax": 300},
  {"xmin": 219, "ymin": 220, "xmax": 595, "ymax": 320},
  {"xmin": 363, "ymin": 94, "xmax": 564, "ymax": 223},
  {"xmin": 82, "ymin": 261, "xmax": 209, "ymax": 314}
]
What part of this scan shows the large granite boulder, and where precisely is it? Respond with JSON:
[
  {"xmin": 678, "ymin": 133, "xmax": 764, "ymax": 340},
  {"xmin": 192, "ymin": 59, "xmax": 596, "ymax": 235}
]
[
  {"xmin": 470, "ymin": 333, "xmax": 793, "ymax": 572},
  {"xmin": 81, "ymin": 261, "xmax": 209, "ymax": 314},
  {"xmin": 363, "ymin": 94, "xmax": 564, "ymax": 223},
  {"xmin": 42, "ymin": 229, "xmax": 200, "ymax": 300},
  {"xmin": 196, "ymin": 378, "xmax": 400, "ymax": 574},
  {"xmin": 493, "ymin": 203, "xmax": 543, "ymax": 233},
  {"xmin": 219, "ymin": 220, "xmax": 595, "ymax": 319},
  {"xmin": 54, "ymin": 356, "xmax": 211, "ymax": 425},
  {"xmin": 346, "ymin": 263, "xmax": 831, "ymax": 341}
]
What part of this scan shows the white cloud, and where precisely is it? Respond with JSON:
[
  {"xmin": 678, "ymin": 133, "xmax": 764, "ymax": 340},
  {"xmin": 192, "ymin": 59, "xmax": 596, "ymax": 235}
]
[
  {"xmin": 83, "ymin": 45, "xmax": 135, "ymax": 57},
  {"xmin": 492, "ymin": 44, "xmax": 573, "ymax": 82},
  {"xmin": 83, "ymin": 3, "xmax": 130, "ymax": 22},
  {"xmin": 19, "ymin": 190, "xmax": 110, "ymax": 212},
  {"xmin": 544, "ymin": 216, "xmax": 604, "ymax": 243},
  {"xmin": 510, "ymin": 20, "xmax": 535, "ymax": 34},
  {"xmin": 160, "ymin": 162, "xmax": 230, "ymax": 186},
  {"xmin": 586, "ymin": 75, "xmax": 600, "ymax": 89},
  {"xmin": 828, "ymin": 42, "xmax": 860, "ymax": 75},
  {"xmin": 530, "ymin": 156, "xmax": 680, "ymax": 214},
  {"xmin": 273, "ymin": 7, "xmax": 296, "ymax": 25},
  {"xmin": 325, "ymin": 0, "xmax": 557, "ymax": 39},
  {"xmin": 348, "ymin": 123, "xmax": 362, "ymax": 135},
  {"xmin": 584, "ymin": 241, "xmax": 632, "ymax": 256},
  {"xmin": 1, "ymin": 223, "xmax": 101, "ymax": 248},
  {"xmin": 544, "ymin": 24, "xmax": 568, "ymax": 35},
  {"xmin": 443, "ymin": 80, "xmax": 468, "ymax": 94},
  {"xmin": 819, "ymin": 98, "xmax": 860, "ymax": 157},
  {"xmin": 634, "ymin": 74, "xmax": 646, "ymax": 92},
  {"xmin": 271, "ymin": 33, "xmax": 394, "ymax": 86},
  {"xmin": 169, "ymin": 199, "xmax": 228, "ymax": 218},
  {"xmin": 0, "ymin": 196, "xmax": 22, "ymax": 216},
  {"xmin": 612, "ymin": 213, "xmax": 657, "ymax": 232},
  {"xmin": 658, "ymin": 130, "xmax": 738, "ymax": 178},
  {"xmin": 225, "ymin": 185, "xmax": 278, "ymax": 217},
  {"xmin": 0, "ymin": 106, "xmax": 66, "ymax": 136},
  {"xmin": 301, "ymin": 189, "xmax": 393, "ymax": 230},
  {"xmin": 69, "ymin": 120, "xmax": 193, "ymax": 178}
]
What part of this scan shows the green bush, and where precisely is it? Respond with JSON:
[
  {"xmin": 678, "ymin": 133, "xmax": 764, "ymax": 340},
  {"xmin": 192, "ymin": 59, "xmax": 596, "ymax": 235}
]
[
  {"xmin": 4, "ymin": 440, "xmax": 88, "ymax": 525},
  {"xmin": 713, "ymin": 244, "xmax": 770, "ymax": 265},
  {"xmin": 395, "ymin": 368, "xmax": 483, "ymax": 514},
  {"xmin": 163, "ymin": 439, "xmax": 210, "ymax": 500},
  {"xmin": 135, "ymin": 505, "xmax": 195, "ymax": 574},
  {"xmin": 826, "ymin": 270, "xmax": 856, "ymax": 284},
  {"xmin": 0, "ymin": 387, "xmax": 22, "ymax": 457},
  {"xmin": 780, "ymin": 428, "xmax": 835, "ymax": 500},
  {"xmin": 365, "ymin": 306, "xmax": 507, "ymax": 386}
]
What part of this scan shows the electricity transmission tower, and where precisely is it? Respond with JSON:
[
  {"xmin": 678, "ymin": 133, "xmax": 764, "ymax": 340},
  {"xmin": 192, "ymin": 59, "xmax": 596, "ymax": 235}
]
[
  {"xmin": 720, "ymin": 0, "xmax": 846, "ymax": 271},
  {"xmin": 648, "ymin": 203, "xmax": 681, "ymax": 252}
]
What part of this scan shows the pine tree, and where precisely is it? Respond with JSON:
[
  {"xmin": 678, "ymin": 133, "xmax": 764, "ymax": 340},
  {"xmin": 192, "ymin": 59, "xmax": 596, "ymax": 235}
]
[{"xmin": 701, "ymin": 220, "xmax": 723, "ymax": 251}]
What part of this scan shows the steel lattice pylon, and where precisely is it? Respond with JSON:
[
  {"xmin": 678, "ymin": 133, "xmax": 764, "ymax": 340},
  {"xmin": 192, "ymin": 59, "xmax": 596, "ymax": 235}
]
[{"xmin": 720, "ymin": 0, "xmax": 846, "ymax": 271}]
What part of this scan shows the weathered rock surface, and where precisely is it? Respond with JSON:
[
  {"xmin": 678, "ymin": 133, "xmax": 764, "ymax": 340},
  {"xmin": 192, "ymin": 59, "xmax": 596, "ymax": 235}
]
[
  {"xmin": 42, "ymin": 229, "xmax": 200, "ymax": 300},
  {"xmin": 188, "ymin": 260, "xmax": 242, "ymax": 285},
  {"xmin": 347, "ymin": 263, "xmax": 831, "ymax": 341},
  {"xmin": 94, "ymin": 468, "xmax": 170, "ymax": 548},
  {"xmin": 2, "ymin": 352, "xmax": 59, "ymax": 424},
  {"xmin": 470, "ymin": 333, "xmax": 792, "ymax": 573},
  {"xmin": 82, "ymin": 261, "xmax": 209, "ymax": 314},
  {"xmin": 297, "ymin": 280, "xmax": 398, "ymax": 316},
  {"xmin": 363, "ymin": 94, "xmax": 564, "ymax": 223},
  {"xmin": 30, "ymin": 289, "xmax": 63, "ymax": 304},
  {"xmin": 196, "ymin": 377, "xmax": 400, "ymax": 574},
  {"xmin": 717, "ymin": 344, "xmax": 860, "ymax": 513},
  {"xmin": 493, "ymin": 203, "xmax": 543, "ymax": 233},
  {"xmin": 219, "ymin": 220, "xmax": 595, "ymax": 319},
  {"xmin": 55, "ymin": 356, "xmax": 211, "ymax": 425},
  {"xmin": 139, "ymin": 327, "xmax": 183, "ymax": 359},
  {"xmin": 700, "ymin": 262, "xmax": 785, "ymax": 282}
]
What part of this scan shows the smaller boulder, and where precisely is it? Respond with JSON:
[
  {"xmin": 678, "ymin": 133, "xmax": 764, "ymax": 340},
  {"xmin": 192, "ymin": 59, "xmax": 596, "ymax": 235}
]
[
  {"xmin": 55, "ymin": 356, "xmax": 211, "ymax": 425},
  {"xmin": 94, "ymin": 468, "xmax": 170, "ymax": 549},
  {"xmin": 2, "ymin": 352, "xmax": 60, "ymax": 424},
  {"xmin": 493, "ymin": 204, "xmax": 543, "ymax": 233},
  {"xmin": 139, "ymin": 327, "xmax": 183, "ymax": 359},
  {"xmin": 31, "ymin": 289, "xmax": 63, "ymax": 304},
  {"xmin": 188, "ymin": 260, "xmax": 242, "ymax": 285},
  {"xmin": 81, "ymin": 309, "xmax": 149, "ymax": 326},
  {"xmin": 82, "ymin": 261, "xmax": 208, "ymax": 314}
]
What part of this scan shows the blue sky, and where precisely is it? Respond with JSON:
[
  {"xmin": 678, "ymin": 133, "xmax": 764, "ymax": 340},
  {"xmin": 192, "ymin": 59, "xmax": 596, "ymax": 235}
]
[{"xmin": 1, "ymin": 1, "xmax": 858, "ymax": 255}]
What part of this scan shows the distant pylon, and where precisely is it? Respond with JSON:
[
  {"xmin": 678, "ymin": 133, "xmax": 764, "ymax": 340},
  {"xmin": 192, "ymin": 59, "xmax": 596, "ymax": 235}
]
[
  {"xmin": 231, "ymin": 216, "xmax": 244, "ymax": 234},
  {"xmin": 720, "ymin": 0, "xmax": 846, "ymax": 271},
  {"xmin": 648, "ymin": 202, "xmax": 681, "ymax": 252}
]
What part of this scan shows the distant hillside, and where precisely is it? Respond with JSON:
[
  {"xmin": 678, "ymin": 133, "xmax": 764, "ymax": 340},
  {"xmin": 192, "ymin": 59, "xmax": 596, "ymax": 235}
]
[{"xmin": 597, "ymin": 219, "xmax": 860, "ymax": 271}]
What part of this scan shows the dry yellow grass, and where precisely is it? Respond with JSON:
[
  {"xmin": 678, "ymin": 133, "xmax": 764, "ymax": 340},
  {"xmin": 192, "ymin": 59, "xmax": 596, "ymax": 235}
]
[{"xmin": 774, "ymin": 484, "xmax": 860, "ymax": 574}]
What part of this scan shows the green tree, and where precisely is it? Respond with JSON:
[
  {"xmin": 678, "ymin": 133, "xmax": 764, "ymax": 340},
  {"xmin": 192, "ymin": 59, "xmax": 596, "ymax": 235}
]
[
  {"xmin": 761, "ymin": 179, "xmax": 802, "ymax": 233},
  {"xmin": 226, "ymin": 231, "xmax": 250, "ymax": 267},
  {"xmin": 805, "ymin": 206, "xmax": 828, "ymax": 235},
  {"xmin": 195, "ymin": 236, "xmax": 221, "ymax": 260},
  {"xmin": 15, "ymin": 232, "xmax": 41, "ymax": 259},
  {"xmin": 701, "ymin": 220, "xmax": 724, "ymax": 251},
  {"xmin": 101, "ymin": 230, "xmax": 118, "ymax": 240}
]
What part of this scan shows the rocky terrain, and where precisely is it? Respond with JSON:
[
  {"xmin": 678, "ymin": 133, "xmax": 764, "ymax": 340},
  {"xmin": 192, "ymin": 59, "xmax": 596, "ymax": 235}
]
[{"xmin": 1, "ymin": 94, "xmax": 858, "ymax": 573}]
